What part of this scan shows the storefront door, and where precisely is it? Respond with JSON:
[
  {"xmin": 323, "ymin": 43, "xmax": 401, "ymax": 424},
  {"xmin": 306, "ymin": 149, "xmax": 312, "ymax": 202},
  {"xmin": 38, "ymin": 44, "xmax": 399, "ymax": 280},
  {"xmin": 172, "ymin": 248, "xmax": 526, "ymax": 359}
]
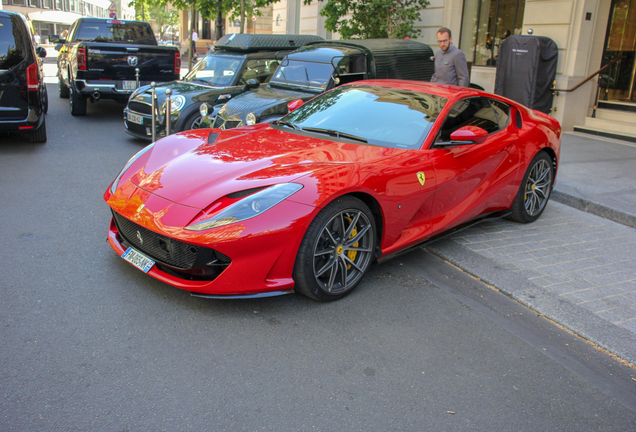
[{"xmin": 602, "ymin": 0, "xmax": 636, "ymax": 101}]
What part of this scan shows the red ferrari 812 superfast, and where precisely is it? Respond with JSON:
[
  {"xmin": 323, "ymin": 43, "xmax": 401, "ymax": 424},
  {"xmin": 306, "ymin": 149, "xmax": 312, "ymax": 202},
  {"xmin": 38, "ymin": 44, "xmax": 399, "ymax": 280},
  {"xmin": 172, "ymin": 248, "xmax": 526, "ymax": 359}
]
[{"xmin": 104, "ymin": 80, "xmax": 561, "ymax": 301}]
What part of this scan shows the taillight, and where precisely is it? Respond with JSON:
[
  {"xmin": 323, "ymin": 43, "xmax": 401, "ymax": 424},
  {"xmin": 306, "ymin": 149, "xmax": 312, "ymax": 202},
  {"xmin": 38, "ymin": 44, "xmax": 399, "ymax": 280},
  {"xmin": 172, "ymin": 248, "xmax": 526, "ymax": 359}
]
[
  {"xmin": 175, "ymin": 52, "xmax": 181, "ymax": 74},
  {"xmin": 27, "ymin": 62, "xmax": 39, "ymax": 91},
  {"xmin": 78, "ymin": 47, "xmax": 87, "ymax": 70}
]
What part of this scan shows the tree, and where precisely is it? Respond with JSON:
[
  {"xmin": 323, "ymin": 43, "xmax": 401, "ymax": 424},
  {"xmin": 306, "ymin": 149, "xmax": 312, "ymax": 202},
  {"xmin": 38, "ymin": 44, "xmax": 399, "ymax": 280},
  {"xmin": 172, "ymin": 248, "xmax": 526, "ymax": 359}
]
[{"xmin": 303, "ymin": 0, "xmax": 430, "ymax": 40}]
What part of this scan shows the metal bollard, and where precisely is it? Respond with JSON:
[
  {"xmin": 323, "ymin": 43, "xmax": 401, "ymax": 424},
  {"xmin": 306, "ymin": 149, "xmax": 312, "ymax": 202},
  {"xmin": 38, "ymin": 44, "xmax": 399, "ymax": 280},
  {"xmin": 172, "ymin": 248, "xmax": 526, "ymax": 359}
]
[
  {"xmin": 150, "ymin": 82, "xmax": 156, "ymax": 142},
  {"xmin": 165, "ymin": 89, "xmax": 172, "ymax": 136},
  {"xmin": 135, "ymin": 68, "xmax": 140, "ymax": 89}
]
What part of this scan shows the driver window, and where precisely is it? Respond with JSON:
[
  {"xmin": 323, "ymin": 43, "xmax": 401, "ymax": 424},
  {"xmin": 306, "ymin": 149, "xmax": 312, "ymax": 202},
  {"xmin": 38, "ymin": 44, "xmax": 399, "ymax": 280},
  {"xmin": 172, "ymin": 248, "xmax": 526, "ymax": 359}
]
[
  {"xmin": 337, "ymin": 55, "xmax": 367, "ymax": 85},
  {"xmin": 435, "ymin": 97, "xmax": 500, "ymax": 143},
  {"xmin": 240, "ymin": 59, "xmax": 272, "ymax": 83}
]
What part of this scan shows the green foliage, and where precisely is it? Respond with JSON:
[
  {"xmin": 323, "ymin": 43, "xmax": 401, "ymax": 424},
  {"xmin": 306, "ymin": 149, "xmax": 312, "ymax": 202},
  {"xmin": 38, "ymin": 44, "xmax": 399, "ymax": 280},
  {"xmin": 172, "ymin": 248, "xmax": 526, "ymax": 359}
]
[{"xmin": 304, "ymin": 0, "xmax": 429, "ymax": 39}]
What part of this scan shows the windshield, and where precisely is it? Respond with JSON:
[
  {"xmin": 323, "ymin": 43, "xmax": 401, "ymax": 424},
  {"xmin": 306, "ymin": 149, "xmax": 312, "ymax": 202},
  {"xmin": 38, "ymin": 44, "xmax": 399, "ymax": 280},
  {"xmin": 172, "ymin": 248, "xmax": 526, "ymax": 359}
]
[
  {"xmin": 281, "ymin": 86, "xmax": 448, "ymax": 149},
  {"xmin": 184, "ymin": 55, "xmax": 243, "ymax": 86},
  {"xmin": 0, "ymin": 15, "xmax": 26, "ymax": 72},
  {"xmin": 269, "ymin": 59, "xmax": 335, "ymax": 91},
  {"xmin": 75, "ymin": 21, "xmax": 156, "ymax": 44}
]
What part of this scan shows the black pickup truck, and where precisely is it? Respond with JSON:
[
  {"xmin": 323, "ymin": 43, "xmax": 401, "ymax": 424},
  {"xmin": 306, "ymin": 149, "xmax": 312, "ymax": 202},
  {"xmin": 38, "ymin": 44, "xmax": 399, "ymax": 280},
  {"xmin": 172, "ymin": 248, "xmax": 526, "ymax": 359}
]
[{"xmin": 51, "ymin": 18, "xmax": 180, "ymax": 116}]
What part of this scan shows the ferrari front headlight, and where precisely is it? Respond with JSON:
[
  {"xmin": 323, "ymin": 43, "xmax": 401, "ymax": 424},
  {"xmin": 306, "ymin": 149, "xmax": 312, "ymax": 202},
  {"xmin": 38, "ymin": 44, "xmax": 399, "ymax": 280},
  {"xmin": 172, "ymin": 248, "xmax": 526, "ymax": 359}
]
[
  {"xmin": 246, "ymin": 112, "xmax": 258, "ymax": 125},
  {"xmin": 185, "ymin": 183, "xmax": 303, "ymax": 231}
]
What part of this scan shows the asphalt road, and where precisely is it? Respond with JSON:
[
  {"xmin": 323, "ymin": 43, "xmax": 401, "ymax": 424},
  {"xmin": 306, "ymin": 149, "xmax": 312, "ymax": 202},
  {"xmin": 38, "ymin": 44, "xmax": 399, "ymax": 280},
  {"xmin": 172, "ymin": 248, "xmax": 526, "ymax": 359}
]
[{"xmin": 1, "ymin": 85, "xmax": 635, "ymax": 431}]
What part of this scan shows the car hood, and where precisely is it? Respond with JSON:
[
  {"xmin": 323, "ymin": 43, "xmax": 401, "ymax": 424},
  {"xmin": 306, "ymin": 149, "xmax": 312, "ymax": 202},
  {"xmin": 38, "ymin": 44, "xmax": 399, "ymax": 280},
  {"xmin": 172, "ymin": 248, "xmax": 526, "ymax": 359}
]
[
  {"xmin": 220, "ymin": 85, "xmax": 315, "ymax": 118},
  {"xmin": 126, "ymin": 125, "xmax": 405, "ymax": 209},
  {"xmin": 130, "ymin": 80, "xmax": 239, "ymax": 105}
]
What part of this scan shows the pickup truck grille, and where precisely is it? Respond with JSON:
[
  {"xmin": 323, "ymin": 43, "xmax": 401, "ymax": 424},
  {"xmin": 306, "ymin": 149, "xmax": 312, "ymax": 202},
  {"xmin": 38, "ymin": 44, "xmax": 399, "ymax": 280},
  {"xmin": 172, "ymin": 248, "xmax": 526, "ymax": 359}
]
[{"xmin": 129, "ymin": 101, "xmax": 152, "ymax": 115}]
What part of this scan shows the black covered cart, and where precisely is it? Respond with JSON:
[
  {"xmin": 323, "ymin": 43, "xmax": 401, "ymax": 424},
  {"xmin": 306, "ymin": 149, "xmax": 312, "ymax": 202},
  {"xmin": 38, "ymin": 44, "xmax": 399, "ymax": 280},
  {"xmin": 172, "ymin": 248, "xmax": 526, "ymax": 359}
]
[{"xmin": 494, "ymin": 35, "xmax": 558, "ymax": 114}]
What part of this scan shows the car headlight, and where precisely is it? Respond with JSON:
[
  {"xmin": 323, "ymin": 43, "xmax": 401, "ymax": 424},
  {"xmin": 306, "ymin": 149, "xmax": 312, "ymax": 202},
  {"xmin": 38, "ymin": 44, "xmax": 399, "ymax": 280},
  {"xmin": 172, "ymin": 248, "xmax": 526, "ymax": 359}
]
[
  {"xmin": 161, "ymin": 95, "xmax": 186, "ymax": 114},
  {"xmin": 246, "ymin": 112, "xmax": 258, "ymax": 125},
  {"xmin": 185, "ymin": 183, "xmax": 303, "ymax": 231},
  {"xmin": 109, "ymin": 143, "xmax": 155, "ymax": 194},
  {"xmin": 199, "ymin": 103, "xmax": 209, "ymax": 117}
]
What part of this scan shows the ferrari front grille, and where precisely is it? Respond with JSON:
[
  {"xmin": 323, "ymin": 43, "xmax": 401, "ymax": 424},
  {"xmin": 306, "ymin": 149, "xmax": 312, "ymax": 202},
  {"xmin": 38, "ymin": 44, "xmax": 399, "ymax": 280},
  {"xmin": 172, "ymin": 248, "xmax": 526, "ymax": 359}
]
[{"xmin": 112, "ymin": 211, "xmax": 231, "ymax": 274}]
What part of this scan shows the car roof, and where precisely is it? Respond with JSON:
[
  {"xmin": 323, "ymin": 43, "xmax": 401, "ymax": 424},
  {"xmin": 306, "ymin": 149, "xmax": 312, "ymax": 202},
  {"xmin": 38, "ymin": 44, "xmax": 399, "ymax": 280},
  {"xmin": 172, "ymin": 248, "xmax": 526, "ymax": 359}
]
[{"xmin": 215, "ymin": 33, "xmax": 324, "ymax": 53}]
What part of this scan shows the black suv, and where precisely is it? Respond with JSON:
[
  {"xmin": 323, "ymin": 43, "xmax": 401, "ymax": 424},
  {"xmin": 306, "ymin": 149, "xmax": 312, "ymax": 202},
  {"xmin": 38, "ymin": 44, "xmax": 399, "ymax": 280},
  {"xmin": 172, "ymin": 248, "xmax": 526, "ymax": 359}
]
[
  {"xmin": 0, "ymin": 10, "xmax": 48, "ymax": 143},
  {"xmin": 202, "ymin": 38, "xmax": 434, "ymax": 130},
  {"xmin": 123, "ymin": 33, "xmax": 323, "ymax": 140}
]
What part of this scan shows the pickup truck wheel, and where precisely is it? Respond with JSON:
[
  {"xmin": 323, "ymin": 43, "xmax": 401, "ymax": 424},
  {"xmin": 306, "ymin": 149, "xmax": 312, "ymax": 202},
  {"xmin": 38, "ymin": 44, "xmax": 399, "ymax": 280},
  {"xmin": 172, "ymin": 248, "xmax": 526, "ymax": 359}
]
[
  {"xmin": 58, "ymin": 75, "xmax": 69, "ymax": 99},
  {"xmin": 70, "ymin": 88, "xmax": 87, "ymax": 116},
  {"xmin": 29, "ymin": 116, "xmax": 47, "ymax": 143}
]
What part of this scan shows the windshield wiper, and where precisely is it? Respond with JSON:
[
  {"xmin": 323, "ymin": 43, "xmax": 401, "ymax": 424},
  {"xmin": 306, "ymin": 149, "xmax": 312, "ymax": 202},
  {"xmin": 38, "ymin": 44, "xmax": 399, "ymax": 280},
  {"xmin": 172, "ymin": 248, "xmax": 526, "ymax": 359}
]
[
  {"xmin": 277, "ymin": 120, "xmax": 298, "ymax": 130},
  {"xmin": 301, "ymin": 127, "xmax": 367, "ymax": 143}
]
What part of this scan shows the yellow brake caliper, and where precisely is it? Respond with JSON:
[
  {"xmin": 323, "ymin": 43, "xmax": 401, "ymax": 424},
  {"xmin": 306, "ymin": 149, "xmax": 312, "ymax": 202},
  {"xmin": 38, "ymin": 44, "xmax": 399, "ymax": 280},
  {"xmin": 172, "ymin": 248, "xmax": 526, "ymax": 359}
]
[{"xmin": 344, "ymin": 216, "xmax": 358, "ymax": 269}]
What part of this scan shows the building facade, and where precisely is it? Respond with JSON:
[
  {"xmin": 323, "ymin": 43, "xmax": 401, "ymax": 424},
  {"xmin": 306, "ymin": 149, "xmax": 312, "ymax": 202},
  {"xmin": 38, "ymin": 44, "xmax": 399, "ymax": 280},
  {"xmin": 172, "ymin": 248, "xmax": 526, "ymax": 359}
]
[
  {"xmin": 2, "ymin": 0, "xmax": 135, "ymax": 43},
  {"xmin": 270, "ymin": 0, "xmax": 636, "ymax": 135}
]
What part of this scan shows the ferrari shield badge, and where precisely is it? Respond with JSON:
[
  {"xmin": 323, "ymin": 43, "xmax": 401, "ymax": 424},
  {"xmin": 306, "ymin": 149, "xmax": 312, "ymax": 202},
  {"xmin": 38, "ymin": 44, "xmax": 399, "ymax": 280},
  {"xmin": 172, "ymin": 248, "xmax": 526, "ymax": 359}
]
[
  {"xmin": 136, "ymin": 204, "xmax": 145, "ymax": 213},
  {"xmin": 417, "ymin": 172, "xmax": 426, "ymax": 186}
]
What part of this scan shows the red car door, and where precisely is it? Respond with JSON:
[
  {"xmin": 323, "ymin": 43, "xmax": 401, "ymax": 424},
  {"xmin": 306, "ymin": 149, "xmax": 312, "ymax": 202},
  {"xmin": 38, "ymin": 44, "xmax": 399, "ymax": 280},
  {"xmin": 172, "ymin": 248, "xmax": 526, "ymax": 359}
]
[{"xmin": 428, "ymin": 97, "xmax": 520, "ymax": 235}]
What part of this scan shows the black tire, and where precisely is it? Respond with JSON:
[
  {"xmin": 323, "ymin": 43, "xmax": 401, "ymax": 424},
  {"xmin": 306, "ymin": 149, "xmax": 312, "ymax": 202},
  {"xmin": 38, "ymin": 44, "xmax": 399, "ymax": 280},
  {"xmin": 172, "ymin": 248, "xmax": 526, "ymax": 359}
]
[
  {"xmin": 58, "ymin": 74, "xmax": 69, "ymax": 99},
  {"xmin": 183, "ymin": 111, "xmax": 203, "ymax": 131},
  {"xmin": 509, "ymin": 151, "xmax": 553, "ymax": 223},
  {"xmin": 29, "ymin": 116, "xmax": 47, "ymax": 143},
  {"xmin": 293, "ymin": 196, "xmax": 376, "ymax": 301},
  {"xmin": 70, "ymin": 87, "xmax": 86, "ymax": 116},
  {"xmin": 42, "ymin": 84, "xmax": 49, "ymax": 113}
]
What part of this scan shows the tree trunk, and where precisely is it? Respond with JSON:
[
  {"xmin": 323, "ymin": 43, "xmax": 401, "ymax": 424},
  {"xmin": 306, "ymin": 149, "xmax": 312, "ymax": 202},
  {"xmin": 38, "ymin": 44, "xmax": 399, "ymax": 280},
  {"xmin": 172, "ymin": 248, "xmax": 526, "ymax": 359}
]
[
  {"xmin": 240, "ymin": 0, "xmax": 245, "ymax": 34},
  {"xmin": 215, "ymin": 3, "xmax": 224, "ymax": 41}
]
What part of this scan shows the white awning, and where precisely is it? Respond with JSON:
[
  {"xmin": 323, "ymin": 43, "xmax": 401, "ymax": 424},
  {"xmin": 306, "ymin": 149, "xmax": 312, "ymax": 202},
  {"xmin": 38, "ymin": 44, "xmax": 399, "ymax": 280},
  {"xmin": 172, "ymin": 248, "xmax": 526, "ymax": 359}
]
[{"xmin": 28, "ymin": 11, "xmax": 84, "ymax": 25}]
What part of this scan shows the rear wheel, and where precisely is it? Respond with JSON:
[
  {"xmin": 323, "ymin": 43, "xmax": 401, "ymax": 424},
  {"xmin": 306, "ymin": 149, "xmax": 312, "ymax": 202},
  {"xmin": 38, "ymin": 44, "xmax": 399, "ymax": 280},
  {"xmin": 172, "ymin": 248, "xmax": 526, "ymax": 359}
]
[
  {"xmin": 29, "ymin": 116, "xmax": 47, "ymax": 143},
  {"xmin": 70, "ymin": 87, "xmax": 86, "ymax": 116},
  {"xmin": 509, "ymin": 151, "xmax": 553, "ymax": 223},
  {"xmin": 58, "ymin": 74, "xmax": 69, "ymax": 98},
  {"xmin": 293, "ymin": 196, "xmax": 376, "ymax": 301}
]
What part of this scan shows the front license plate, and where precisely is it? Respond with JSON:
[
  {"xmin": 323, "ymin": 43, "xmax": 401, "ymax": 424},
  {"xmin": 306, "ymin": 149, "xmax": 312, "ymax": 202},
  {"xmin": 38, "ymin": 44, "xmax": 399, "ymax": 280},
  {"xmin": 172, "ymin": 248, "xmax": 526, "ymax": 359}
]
[
  {"xmin": 127, "ymin": 112, "xmax": 143, "ymax": 124},
  {"xmin": 123, "ymin": 80, "xmax": 137, "ymax": 90},
  {"xmin": 122, "ymin": 247, "xmax": 155, "ymax": 273}
]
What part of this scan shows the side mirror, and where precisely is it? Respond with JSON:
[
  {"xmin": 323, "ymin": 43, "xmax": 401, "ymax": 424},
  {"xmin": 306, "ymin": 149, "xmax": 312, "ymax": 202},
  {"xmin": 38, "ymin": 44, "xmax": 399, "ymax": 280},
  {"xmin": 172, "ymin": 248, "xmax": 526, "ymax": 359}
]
[
  {"xmin": 245, "ymin": 78, "xmax": 259, "ymax": 90},
  {"xmin": 36, "ymin": 46, "xmax": 47, "ymax": 58},
  {"xmin": 449, "ymin": 126, "xmax": 488, "ymax": 144},
  {"xmin": 287, "ymin": 99, "xmax": 304, "ymax": 113}
]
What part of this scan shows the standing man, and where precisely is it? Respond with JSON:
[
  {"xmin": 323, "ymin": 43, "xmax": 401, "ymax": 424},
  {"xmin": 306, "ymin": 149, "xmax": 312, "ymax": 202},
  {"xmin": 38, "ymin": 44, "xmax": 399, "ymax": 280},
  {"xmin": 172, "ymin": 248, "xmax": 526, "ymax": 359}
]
[
  {"xmin": 33, "ymin": 33, "xmax": 41, "ymax": 46},
  {"xmin": 191, "ymin": 29, "xmax": 198, "ymax": 57},
  {"xmin": 430, "ymin": 27, "xmax": 469, "ymax": 87}
]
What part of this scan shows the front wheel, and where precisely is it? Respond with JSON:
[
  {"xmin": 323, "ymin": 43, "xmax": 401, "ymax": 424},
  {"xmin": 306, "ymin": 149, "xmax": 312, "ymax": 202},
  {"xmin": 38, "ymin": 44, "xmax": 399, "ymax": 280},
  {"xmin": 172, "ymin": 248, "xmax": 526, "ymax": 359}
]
[
  {"xmin": 509, "ymin": 151, "xmax": 553, "ymax": 223},
  {"xmin": 58, "ymin": 74, "xmax": 69, "ymax": 99},
  {"xmin": 183, "ymin": 112, "xmax": 203, "ymax": 131},
  {"xmin": 293, "ymin": 196, "xmax": 376, "ymax": 301}
]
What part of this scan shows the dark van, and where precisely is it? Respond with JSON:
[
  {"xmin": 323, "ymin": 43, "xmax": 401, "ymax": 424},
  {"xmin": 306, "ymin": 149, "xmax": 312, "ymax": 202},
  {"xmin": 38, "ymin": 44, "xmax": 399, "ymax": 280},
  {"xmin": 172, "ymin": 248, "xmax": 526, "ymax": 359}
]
[
  {"xmin": 0, "ymin": 10, "xmax": 48, "ymax": 143},
  {"xmin": 201, "ymin": 38, "xmax": 434, "ymax": 129}
]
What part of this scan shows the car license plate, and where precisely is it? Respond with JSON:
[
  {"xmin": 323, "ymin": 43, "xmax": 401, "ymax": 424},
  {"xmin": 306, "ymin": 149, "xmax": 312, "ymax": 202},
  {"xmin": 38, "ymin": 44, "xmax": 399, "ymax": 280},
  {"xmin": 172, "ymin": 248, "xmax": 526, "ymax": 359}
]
[
  {"xmin": 127, "ymin": 112, "xmax": 143, "ymax": 125},
  {"xmin": 122, "ymin": 247, "xmax": 155, "ymax": 273},
  {"xmin": 123, "ymin": 80, "xmax": 137, "ymax": 90}
]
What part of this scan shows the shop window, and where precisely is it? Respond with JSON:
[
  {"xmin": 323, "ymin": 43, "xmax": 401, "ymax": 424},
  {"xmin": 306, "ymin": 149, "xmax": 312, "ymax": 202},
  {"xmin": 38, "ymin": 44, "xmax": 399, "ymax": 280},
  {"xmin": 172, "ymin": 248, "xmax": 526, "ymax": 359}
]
[
  {"xmin": 28, "ymin": 0, "xmax": 38, "ymax": 6},
  {"xmin": 43, "ymin": 0, "xmax": 51, "ymax": 8},
  {"xmin": 460, "ymin": 0, "xmax": 525, "ymax": 67}
]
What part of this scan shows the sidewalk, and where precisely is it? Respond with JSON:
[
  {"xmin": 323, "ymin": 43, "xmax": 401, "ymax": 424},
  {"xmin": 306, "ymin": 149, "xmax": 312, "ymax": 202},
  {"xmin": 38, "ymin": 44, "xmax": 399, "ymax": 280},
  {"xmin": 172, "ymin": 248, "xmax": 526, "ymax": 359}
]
[{"xmin": 426, "ymin": 132, "xmax": 636, "ymax": 366}]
